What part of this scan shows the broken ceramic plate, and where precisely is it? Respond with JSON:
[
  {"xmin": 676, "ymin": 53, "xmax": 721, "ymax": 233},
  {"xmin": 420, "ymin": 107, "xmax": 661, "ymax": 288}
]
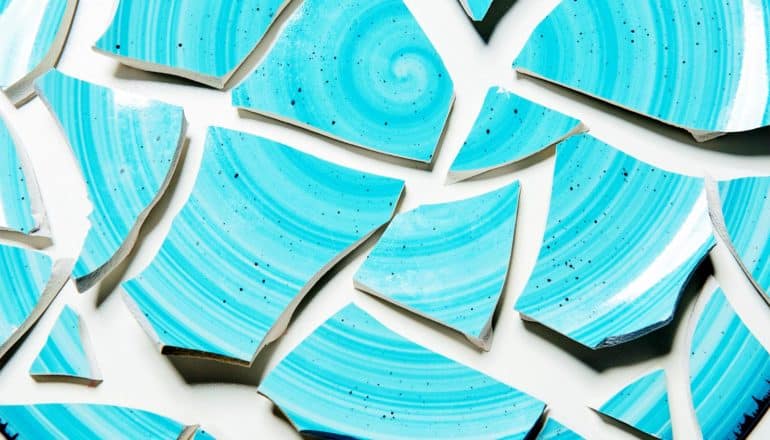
[
  {"xmin": 231, "ymin": 0, "xmax": 454, "ymax": 163},
  {"xmin": 0, "ymin": 0, "xmax": 78, "ymax": 105},
  {"xmin": 0, "ymin": 403, "xmax": 213, "ymax": 439},
  {"xmin": 94, "ymin": 0, "xmax": 289, "ymax": 88},
  {"xmin": 260, "ymin": 303, "xmax": 545, "ymax": 438},
  {"xmin": 515, "ymin": 134, "xmax": 715, "ymax": 349},
  {"xmin": 35, "ymin": 69, "xmax": 186, "ymax": 292},
  {"xmin": 689, "ymin": 282, "xmax": 770, "ymax": 439},
  {"xmin": 354, "ymin": 181, "xmax": 520, "ymax": 350},
  {"xmin": 595, "ymin": 369, "xmax": 673, "ymax": 440},
  {"xmin": 29, "ymin": 305, "xmax": 101, "ymax": 386},
  {"xmin": 536, "ymin": 418, "xmax": 584, "ymax": 439},
  {"xmin": 448, "ymin": 87, "xmax": 584, "ymax": 182},
  {"xmin": 514, "ymin": 0, "xmax": 770, "ymax": 141},
  {"xmin": 122, "ymin": 127, "xmax": 404, "ymax": 366},
  {"xmin": 459, "ymin": 0, "xmax": 494, "ymax": 21}
]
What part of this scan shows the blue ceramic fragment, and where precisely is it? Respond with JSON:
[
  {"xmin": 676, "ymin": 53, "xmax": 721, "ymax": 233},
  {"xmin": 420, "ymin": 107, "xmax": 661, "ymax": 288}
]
[
  {"xmin": 536, "ymin": 418, "xmax": 584, "ymax": 440},
  {"xmin": 514, "ymin": 0, "xmax": 770, "ymax": 141},
  {"xmin": 459, "ymin": 0, "xmax": 494, "ymax": 21},
  {"xmin": 690, "ymin": 283, "xmax": 770, "ymax": 439},
  {"xmin": 0, "ymin": 115, "xmax": 45, "ymax": 234},
  {"xmin": 354, "ymin": 181, "xmax": 520, "ymax": 349},
  {"xmin": 122, "ymin": 127, "xmax": 404, "ymax": 365},
  {"xmin": 448, "ymin": 87, "xmax": 583, "ymax": 182},
  {"xmin": 232, "ymin": 0, "xmax": 454, "ymax": 163},
  {"xmin": 35, "ymin": 69, "xmax": 185, "ymax": 292},
  {"xmin": 596, "ymin": 370, "xmax": 673, "ymax": 440},
  {"xmin": 259, "ymin": 303, "xmax": 546, "ymax": 439},
  {"xmin": 94, "ymin": 0, "xmax": 289, "ymax": 88},
  {"xmin": 515, "ymin": 134, "xmax": 715, "ymax": 349}
]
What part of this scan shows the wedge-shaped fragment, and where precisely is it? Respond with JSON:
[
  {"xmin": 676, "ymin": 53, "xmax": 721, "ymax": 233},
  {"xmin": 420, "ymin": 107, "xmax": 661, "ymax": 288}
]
[
  {"xmin": 690, "ymin": 284, "xmax": 770, "ymax": 439},
  {"xmin": 260, "ymin": 303, "xmax": 545, "ymax": 439},
  {"xmin": 0, "ymin": 403, "xmax": 212, "ymax": 439},
  {"xmin": 459, "ymin": 0, "xmax": 494, "ymax": 21},
  {"xmin": 94, "ymin": 0, "xmax": 288, "ymax": 88},
  {"xmin": 232, "ymin": 0, "xmax": 454, "ymax": 163},
  {"xmin": 35, "ymin": 69, "xmax": 185, "ymax": 292},
  {"xmin": 449, "ymin": 87, "xmax": 583, "ymax": 182},
  {"xmin": 536, "ymin": 418, "xmax": 584, "ymax": 440},
  {"xmin": 515, "ymin": 134, "xmax": 715, "ymax": 349},
  {"xmin": 514, "ymin": 0, "xmax": 770, "ymax": 141},
  {"xmin": 122, "ymin": 127, "xmax": 404, "ymax": 365},
  {"xmin": 354, "ymin": 181, "xmax": 519, "ymax": 350},
  {"xmin": 29, "ymin": 305, "xmax": 101, "ymax": 386},
  {"xmin": 596, "ymin": 370, "xmax": 673, "ymax": 440}
]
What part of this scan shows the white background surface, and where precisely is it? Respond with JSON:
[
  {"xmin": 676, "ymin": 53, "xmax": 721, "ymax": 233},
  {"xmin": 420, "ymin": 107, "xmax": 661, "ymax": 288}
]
[{"xmin": 1, "ymin": 0, "xmax": 770, "ymax": 438}]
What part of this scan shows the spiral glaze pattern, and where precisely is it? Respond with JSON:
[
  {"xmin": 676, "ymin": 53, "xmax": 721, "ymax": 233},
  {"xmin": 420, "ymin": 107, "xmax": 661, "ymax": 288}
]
[
  {"xmin": 597, "ymin": 370, "xmax": 673, "ymax": 440},
  {"xmin": 29, "ymin": 306, "xmax": 99, "ymax": 384},
  {"xmin": 0, "ymin": 117, "xmax": 36, "ymax": 233},
  {"xmin": 231, "ymin": 0, "xmax": 454, "ymax": 163}
]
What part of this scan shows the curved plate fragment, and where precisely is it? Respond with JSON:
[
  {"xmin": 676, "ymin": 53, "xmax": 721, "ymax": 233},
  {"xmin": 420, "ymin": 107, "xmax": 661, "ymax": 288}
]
[
  {"xmin": 354, "ymin": 181, "xmax": 520, "ymax": 350},
  {"xmin": 35, "ymin": 69, "xmax": 186, "ymax": 292},
  {"xmin": 0, "ymin": 0, "xmax": 77, "ymax": 105},
  {"xmin": 595, "ymin": 369, "xmax": 673, "ymax": 440},
  {"xmin": 259, "ymin": 303, "xmax": 546, "ymax": 439},
  {"xmin": 514, "ymin": 0, "xmax": 770, "ymax": 141},
  {"xmin": 515, "ymin": 134, "xmax": 715, "ymax": 349},
  {"xmin": 29, "ymin": 305, "xmax": 101, "ymax": 386},
  {"xmin": 231, "ymin": 0, "xmax": 454, "ymax": 163},
  {"xmin": 448, "ymin": 87, "xmax": 584, "ymax": 182},
  {"xmin": 93, "ymin": 0, "xmax": 289, "ymax": 88},
  {"xmin": 536, "ymin": 418, "xmax": 583, "ymax": 439},
  {"xmin": 459, "ymin": 0, "xmax": 494, "ymax": 21},
  {"xmin": 122, "ymin": 127, "xmax": 404, "ymax": 365},
  {"xmin": 689, "ymin": 283, "xmax": 770, "ymax": 439}
]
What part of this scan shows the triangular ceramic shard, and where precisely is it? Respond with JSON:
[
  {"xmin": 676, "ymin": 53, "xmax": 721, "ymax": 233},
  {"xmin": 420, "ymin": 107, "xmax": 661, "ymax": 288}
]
[
  {"xmin": 535, "ymin": 418, "xmax": 584, "ymax": 440},
  {"xmin": 231, "ymin": 0, "xmax": 454, "ymax": 163},
  {"xmin": 259, "ymin": 303, "xmax": 545, "ymax": 438},
  {"xmin": 513, "ymin": 0, "xmax": 770, "ymax": 141},
  {"xmin": 596, "ymin": 370, "xmax": 673, "ymax": 440},
  {"xmin": 29, "ymin": 305, "xmax": 101, "ymax": 385},
  {"xmin": 459, "ymin": 0, "xmax": 494, "ymax": 21},
  {"xmin": 448, "ymin": 87, "xmax": 583, "ymax": 182},
  {"xmin": 0, "ymin": 0, "xmax": 77, "ymax": 105},
  {"xmin": 689, "ymin": 283, "xmax": 770, "ymax": 439},
  {"xmin": 515, "ymin": 134, "xmax": 715, "ymax": 349},
  {"xmin": 0, "ymin": 403, "xmax": 213, "ymax": 439},
  {"xmin": 34, "ymin": 69, "xmax": 186, "ymax": 292},
  {"xmin": 93, "ymin": 0, "xmax": 289, "ymax": 89},
  {"xmin": 354, "ymin": 181, "xmax": 520, "ymax": 350},
  {"xmin": 122, "ymin": 127, "xmax": 404, "ymax": 366}
]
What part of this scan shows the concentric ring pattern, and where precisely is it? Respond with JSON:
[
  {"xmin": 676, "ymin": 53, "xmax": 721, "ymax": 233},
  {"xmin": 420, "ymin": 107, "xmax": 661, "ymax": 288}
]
[
  {"xmin": 35, "ymin": 69, "xmax": 185, "ymax": 291},
  {"xmin": 0, "ymin": 116, "xmax": 37, "ymax": 234},
  {"xmin": 231, "ymin": 0, "xmax": 454, "ymax": 163},
  {"xmin": 354, "ymin": 181, "xmax": 520, "ymax": 349},
  {"xmin": 259, "ymin": 303, "xmax": 546, "ymax": 439},
  {"xmin": 514, "ymin": 0, "xmax": 770, "ymax": 138},
  {"xmin": 122, "ymin": 127, "xmax": 404, "ymax": 365},
  {"xmin": 94, "ymin": 0, "xmax": 288, "ymax": 88},
  {"xmin": 536, "ymin": 419, "xmax": 584, "ymax": 440},
  {"xmin": 597, "ymin": 369, "xmax": 673, "ymax": 440},
  {"xmin": 515, "ymin": 134, "xmax": 715, "ymax": 349}
]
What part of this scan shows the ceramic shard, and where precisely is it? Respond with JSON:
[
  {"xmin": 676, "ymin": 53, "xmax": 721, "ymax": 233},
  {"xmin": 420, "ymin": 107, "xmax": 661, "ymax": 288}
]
[
  {"xmin": 459, "ymin": 0, "xmax": 494, "ymax": 21},
  {"xmin": 536, "ymin": 418, "xmax": 584, "ymax": 440},
  {"xmin": 93, "ymin": 0, "xmax": 289, "ymax": 89},
  {"xmin": 0, "ymin": 0, "xmax": 77, "ymax": 105},
  {"xmin": 29, "ymin": 305, "xmax": 101, "ymax": 386},
  {"xmin": 35, "ymin": 69, "xmax": 185, "ymax": 292},
  {"xmin": 231, "ymin": 0, "xmax": 454, "ymax": 163},
  {"xmin": 515, "ymin": 134, "xmax": 715, "ymax": 349},
  {"xmin": 689, "ymin": 283, "xmax": 770, "ymax": 439},
  {"xmin": 122, "ymin": 127, "xmax": 404, "ymax": 365},
  {"xmin": 514, "ymin": 0, "xmax": 770, "ymax": 141},
  {"xmin": 259, "ymin": 303, "xmax": 545, "ymax": 439},
  {"xmin": 354, "ymin": 181, "xmax": 519, "ymax": 350},
  {"xmin": 596, "ymin": 370, "xmax": 673, "ymax": 440},
  {"xmin": 448, "ymin": 87, "xmax": 583, "ymax": 182}
]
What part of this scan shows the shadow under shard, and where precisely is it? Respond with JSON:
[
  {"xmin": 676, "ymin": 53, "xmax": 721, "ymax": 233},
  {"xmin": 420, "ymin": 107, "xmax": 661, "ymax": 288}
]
[{"xmin": 472, "ymin": 0, "xmax": 517, "ymax": 43}]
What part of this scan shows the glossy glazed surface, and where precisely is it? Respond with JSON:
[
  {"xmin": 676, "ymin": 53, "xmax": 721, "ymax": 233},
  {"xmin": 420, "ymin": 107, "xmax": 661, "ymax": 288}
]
[
  {"xmin": 536, "ymin": 419, "xmax": 584, "ymax": 440},
  {"xmin": 597, "ymin": 369, "xmax": 673, "ymax": 440},
  {"xmin": 460, "ymin": 0, "xmax": 494, "ymax": 21},
  {"xmin": 0, "ymin": 117, "xmax": 36, "ymax": 233},
  {"xmin": 29, "ymin": 306, "xmax": 99, "ymax": 384}
]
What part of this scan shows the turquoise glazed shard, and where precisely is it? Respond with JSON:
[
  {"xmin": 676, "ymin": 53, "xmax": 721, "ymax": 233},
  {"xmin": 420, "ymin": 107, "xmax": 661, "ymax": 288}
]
[
  {"xmin": 690, "ymin": 283, "xmax": 770, "ymax": 439},
  {"xmin": 514, "ymin": 0, "xmax": 770, "ymax": 141},
  {"xmin": 536, "ymin": 418, "xmax": 584, "ymax": 439},
  {"xmin": 596, "ymin": 370, "xmax": 673, "ymax": 440},
  {"xmin": 94, "ymin": 0, "xmax": 289, "ymax": 88},
  {"xmin": 231, "ymin": 0, "xmax": 454, "ymax": 163},
  {"xmin": 515, "ymin": 134, "xmax": 715, "ymax": 349},
  {"xmin": 35, "ymin": 69, "xmax": 185, "ymax": 292},
  {"xmin": 354, "ymin": 182, "xmax": 520, "ymax": 350},
  {"xmin": 0, "ymin": 0, "xmax": 77, "ymax": 105},
  {"xmin": 29, "ymin": 305, "xmax": 101, "ymax": 386},
  {"xmin": 259, "ymin": 303, "xmax": 546, "ymax": 439},
  {"xmin": 448, "ymin": 87, "xmax": 584, "ymax": 182},
  {"xmin": 459, "ymin": 0, "xmax": 494, "ymax": 21},
  {"xmin": 122, "ymin": 127, "xmax": 404, "ymax": 365}
]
